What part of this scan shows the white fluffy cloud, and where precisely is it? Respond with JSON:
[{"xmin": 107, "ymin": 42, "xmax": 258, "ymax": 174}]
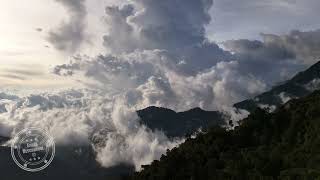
[
  {"xmin": 0, "ymin": 89, "xmax": 183, "ymax": 170},
  {"xmin": 102, "ymin": 0, "xmax": 232, "ymax": 75},
  {"xmin": 54, "ymin": 50, "xmax": 268, "ymax": 111},
  {"xmin": 2, "ymin": 0, "xmax": 320, "ymax": 172}
]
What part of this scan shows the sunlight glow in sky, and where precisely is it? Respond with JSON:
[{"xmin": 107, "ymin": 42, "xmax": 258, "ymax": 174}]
[
  {"xmin": 0, "ymin": 0, "xmax": 319, "ymax": 89},
  {"xmin": 0, "ymin": 0, "xmax": 107, "ymax": 89}
]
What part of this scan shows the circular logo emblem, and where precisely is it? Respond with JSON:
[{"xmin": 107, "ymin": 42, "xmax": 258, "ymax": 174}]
[{"xmin": 11, "ymin": 128, "xmax": 55, "ymax": 172}]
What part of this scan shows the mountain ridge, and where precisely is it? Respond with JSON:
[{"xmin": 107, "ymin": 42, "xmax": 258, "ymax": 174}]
[
  {"xmin": 0, "ymin": 62, "xmax": 319, "ymax": 179},
  {"xmin": 234, "ymin": 61, "xmax": 320, "ymax": 112},
  {"xmin": 137, "ymin": 106, "xmax": 225, "ymax": 138},
  {"xmin": 131, "ymin": 90, "xmax": 320, "ymax": 179}
]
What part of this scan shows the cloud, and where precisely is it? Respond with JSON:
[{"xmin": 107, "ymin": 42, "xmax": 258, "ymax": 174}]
[
  {"xmin": 208, "ymin": 0, "xmax": 320, "ymax": 41},
  {"xmin": 0, "ymin": 74, "xmax": 27, "ymax": 81},
  {"xmin": 52, "ymin": 0, "xmax": 320, "ymax": 116},
  {"xmin": 223, "ymin": 31, "xmax": 315, "ymax": 84},
  {"xmin": 103, "ymin": 0, "xmax": 212, "ymax": 52},
  {"xmin": 279, "ymin": 92, "xmax": 292, "ymax": 104},
  {"xmin": 46, "ymin": 0, "xmax": 320, "ymax": 171},
  {"xmin": 53, "ymin": 51, "xmax": 267, "ymax": 112},
  {"xmin": 95, "ymin": 99, "xmax": 183, "ymax": 169},
  {"xmin": 47, "ymin": 0, "xmax": 87, "ymax": 53},
  {"xmin": 0, "ymin": 68, "xmax": 45, "ymax": 82},
  {"xmin": 103, "ymin": 0, "xmax": 232, "ymax": 74},
  {"xmin": 0, "ymin": 90, "xmax": 101, "ymax": 145},
  {"xmin": 305, "ymin": 78, "xmax": 320, "ymax": 91},
  {"xmin": 261, "ymin": 30, "xmax": 320, "ymax": 64},
  {"xmin": 257, "ymin": 104, "xmax": 277, "ymax": 113},
  {"xmin": 0, "ymin": 89, "xmax": 183, "ymax": 170},
  {"xmin": 0, "ymin": 93, "xmax": 19, "ymax": 100},
  {"xmin": 3, "ymin": 0, "xmax": 320, "ymax": 172},
  {"xmin": 4, "ymin": 69, "xmax": 44, "ymax": 76}
]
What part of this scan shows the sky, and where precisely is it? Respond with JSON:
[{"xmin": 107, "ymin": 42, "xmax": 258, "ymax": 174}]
[
  {"xmin": 1, "ymin": 0, "xmax": 319, "ymax": 89},
  {"xmin": 0, "ymin": 0, "xmax": 320, "ymax": 171},
  {"xmin": 0, "ymin": 0, "xmax": 106, "ymax": 89},
  {"xmin": 208, "ymin": 0, "xmax": 320, "ymax": 41}
]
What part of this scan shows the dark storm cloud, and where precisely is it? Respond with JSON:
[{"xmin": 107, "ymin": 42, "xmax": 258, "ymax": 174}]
[{"xmin": 47, "ymin": 0, "xmax": 87, "ymax": 53}]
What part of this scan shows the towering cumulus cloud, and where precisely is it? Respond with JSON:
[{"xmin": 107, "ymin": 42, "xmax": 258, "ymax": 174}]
[
  {"xmin": 48, "ymin": 0, "xmax": 87, "ymax": 53},
  {"xmin": 103, "ymin": 0, "xmax": 232, "ymax": 74},
  {"xmin": 1, "ymin": 0, "xmax": 320, "ymax": 171},
  {"xmin": 104, "ymin": 0, "xmax": 212, "ymax": 52}
]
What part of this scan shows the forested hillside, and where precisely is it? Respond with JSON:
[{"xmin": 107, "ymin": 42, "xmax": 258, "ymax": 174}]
[
  {"xmin": 132, "ymin": 90, "xmax": 320, "ymax": 179},
  {"xmin": 138, "ymin": 106, "xmax": 225, "ymax": 137}
]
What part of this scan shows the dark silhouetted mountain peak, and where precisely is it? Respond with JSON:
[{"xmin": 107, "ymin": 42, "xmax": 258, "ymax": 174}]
[
  {"xmin": 132, "ymin": 90, "xmax": 320, "ymax": 179},
  {"xmin": 290, "ymin": 60, "xmax": 320, "ymax": 84},
  {"xmin": 137, "ymin": 106, "xmax": 225, "ymax": 138}
]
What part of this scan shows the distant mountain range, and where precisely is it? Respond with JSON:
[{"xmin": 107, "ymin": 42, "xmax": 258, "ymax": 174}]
[
  {"xmin": 0, "ymin": 61, "xmax": 319, "ymax": 179},
  {"xmin": 234, "ymin": 61, "xmax": 320, "ymax": 112},
  {"xmin": 137, "ymin": 61, "xmax": 320, "ymax": 138},
  {"xmin": 130, "ymin": 61, "xmax": 320, "ymax": 179},
  {"xmin": 0, "ymin": 106, "xmax": 225, "ymax": 180}
]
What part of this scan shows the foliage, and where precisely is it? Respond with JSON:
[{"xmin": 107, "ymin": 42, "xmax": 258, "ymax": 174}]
[
  {"xmin": 138, "ymin": 106, "xmax": 225, "ymax": 137},
  {"xmin": 131, "ymin": 90, "xmax": 320, "ymax": 180}
]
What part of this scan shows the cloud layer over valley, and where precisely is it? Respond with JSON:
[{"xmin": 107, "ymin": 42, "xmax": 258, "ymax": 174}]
[{"xmin": 1, "ymin": 0, "xmax": 320, "ymax": 171}]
